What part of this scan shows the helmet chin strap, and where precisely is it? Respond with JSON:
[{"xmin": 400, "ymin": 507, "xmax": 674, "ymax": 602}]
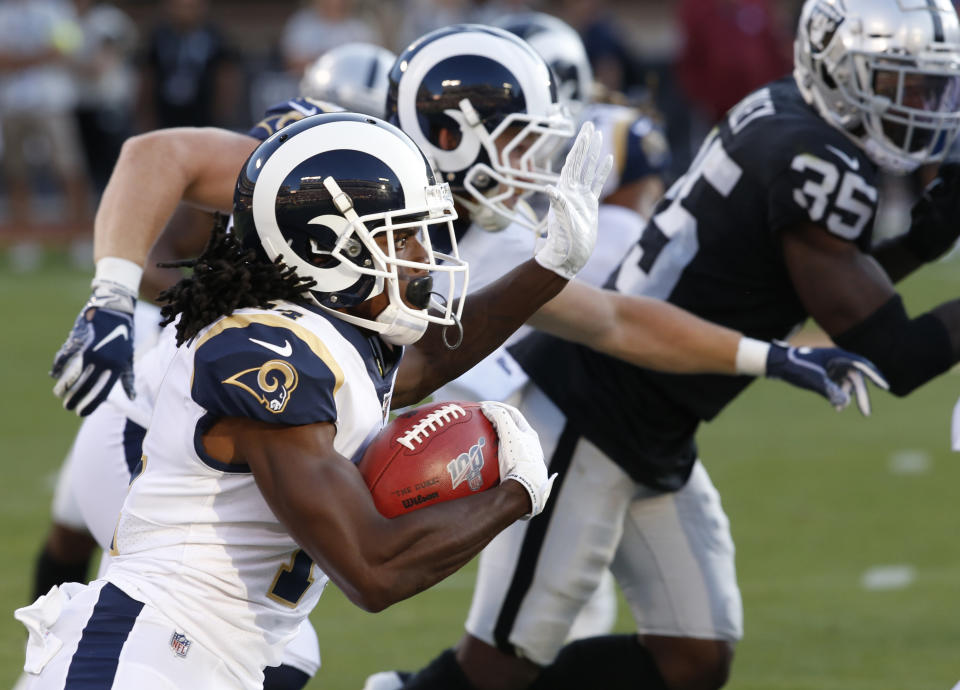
[
  {"xmin": 375, "ymin": 276, "xmax": 437, "ymax": 345},
  {"xmin": 374, "ymin": 301, "xmax": 429, "ymax": 345}
]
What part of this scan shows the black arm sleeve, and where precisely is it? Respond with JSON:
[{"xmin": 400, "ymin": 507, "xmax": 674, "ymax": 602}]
[{"xmin": 832, "ymin": 295, "xmax": 955, "ymax": 397}]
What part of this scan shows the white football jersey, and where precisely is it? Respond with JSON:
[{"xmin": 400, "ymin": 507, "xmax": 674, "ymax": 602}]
[
  {"xmin": 105, "ymin": 302, "xmax": 397, "ymax": 687},
  {"xmin": 432, "ymin": 208, "xmax": 642, "ymax": 403}
]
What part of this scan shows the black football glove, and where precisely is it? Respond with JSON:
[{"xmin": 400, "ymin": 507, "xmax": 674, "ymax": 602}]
[{"xmin": 904, "ymin": 163, "xmax": 960, "ymax": 262}]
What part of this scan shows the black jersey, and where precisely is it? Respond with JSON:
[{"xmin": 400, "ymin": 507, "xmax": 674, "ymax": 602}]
[{"xmin": 510, "ymin": 77, "xmax": 881, "ymax": 491}]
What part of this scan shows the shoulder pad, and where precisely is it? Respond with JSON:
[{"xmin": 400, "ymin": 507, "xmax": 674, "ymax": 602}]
[
  {"xmin": 246, "ymin": 97, "xmax": 346, "ymax": 141},
  {"xmin": 192, "ymin": 312, "xmax": 344, "ymax": 425}
]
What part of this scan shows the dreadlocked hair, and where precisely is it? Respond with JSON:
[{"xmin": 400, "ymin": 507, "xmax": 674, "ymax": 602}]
[{"xmin": 158, "ymin": 213, "xmax": 317, "ymax": 345}]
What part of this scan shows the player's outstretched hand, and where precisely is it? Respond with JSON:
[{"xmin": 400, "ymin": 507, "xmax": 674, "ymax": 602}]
[
  {"xmin": 480, "ymin": 401, "xmax": 556, "ymax": 519},
  {"xmin": 535, "ymin": 121, "xmax": 613, "ymax": 280},
  {"xmin": 765, "ymin": 342, "xmax": 889, "ymax": 416},
  {"xmin": 51, "ymin": 265, "xmax": 139, "ymax": 416}
]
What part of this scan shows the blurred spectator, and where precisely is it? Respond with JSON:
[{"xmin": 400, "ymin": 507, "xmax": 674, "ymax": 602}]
[
  {"xmin": 280, "ymin": 0, "xmax": 377, "ymax": 77},
  {"xmin": 558, "ymin": 0, "xmax": 641, "ymax": 95},
  {"xmin": 468, "ymin": 0, "xmax": 533, "ymax": 27},
  {"xmin": 0, "ymin": 0, "xmax": 91, "ymax": 229},
  {"xmin": 138, "ymin": 0, "xmax": 240, "ymax": 131},
  {"xmin": 395, "ymin": 0, "xmax": 469, "ymax": 52},
  {"xmin": 72, "ymin": 0, "xmax": 137, "ymax": 193},
  {"xmin": 675, "ymin": 0, "xmax": 792, "ymax": 125}
]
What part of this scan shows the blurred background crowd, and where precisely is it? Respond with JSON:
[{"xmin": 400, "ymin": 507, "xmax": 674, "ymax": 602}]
[{"xmin": 0, "ymin": 0, "xmax": 891, "ymax": 264}]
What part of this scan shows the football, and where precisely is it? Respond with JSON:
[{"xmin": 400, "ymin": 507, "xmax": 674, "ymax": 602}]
[{"xmin": 358, "ymin": 401, "xmax": 500, "ymax": 517}]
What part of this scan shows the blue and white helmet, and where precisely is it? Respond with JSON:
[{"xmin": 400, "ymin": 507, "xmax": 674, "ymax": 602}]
[
  {"xmin": 495, "ymin": 12, "xmax": 594, "ymax": 119},
  {"xmin": 795, "ymin": 0, "xmax": 960, "ymax": 174},
  {"xmin": 233, "ymin": 113, "xmax": 468, "ymax": 345},
  {"xmin": 386, "ymin": 24, "xmax": 575, "ymax": 233},
  {"xmin": 300, "ymin": 42, "xmax": 397, "ymax": 118}
]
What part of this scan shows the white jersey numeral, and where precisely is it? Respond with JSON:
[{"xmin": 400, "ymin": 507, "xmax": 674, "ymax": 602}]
[
  {"xmin": 615, "ymin": 130, "xmax": 743, "ymax": 299},
  {"xmin": 790, "ymin": 154, "xmax": 878, "ymax": 240}
]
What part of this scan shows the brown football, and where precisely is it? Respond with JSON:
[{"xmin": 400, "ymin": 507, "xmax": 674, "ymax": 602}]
[{"xmin": 358, "ymin": 401, "xmax": 500, "ymax": 517}]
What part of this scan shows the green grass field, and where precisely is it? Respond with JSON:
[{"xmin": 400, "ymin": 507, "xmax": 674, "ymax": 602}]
[{"xmin": 1, "ymin": 252, "xmax": 958, "ymax": 690}]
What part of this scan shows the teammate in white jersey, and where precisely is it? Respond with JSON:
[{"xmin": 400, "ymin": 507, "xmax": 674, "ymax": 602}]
[
  {"xmin": 22, "ymin": 109, "xmax": 611, "ymax": 689},
  {"xmin": 28, "ymin": 44, "xmax": 400, "ymax": 688}
]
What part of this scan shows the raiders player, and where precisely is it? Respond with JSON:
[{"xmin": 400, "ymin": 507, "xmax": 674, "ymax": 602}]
[{"xmin": 369, "ymin": 2, "xmax": 960, "ymax": 690}]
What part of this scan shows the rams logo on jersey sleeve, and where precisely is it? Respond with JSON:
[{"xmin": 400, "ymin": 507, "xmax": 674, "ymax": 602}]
[
  {"xmin": 192, "ymin": 313, "xmax": 343, "ymax": 425},
  {"xmin": 223, "ymin": 359, "xmax": 299, "ymax": 413}
]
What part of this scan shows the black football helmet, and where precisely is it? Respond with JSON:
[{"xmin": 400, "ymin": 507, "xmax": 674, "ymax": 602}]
[
  {"xmin": 233, "ymin": 113, "xmax": 468, "ymax": 345},
  {"xmin": 386, "ymin": 24, "xmax": 575, "ymax": 232}
]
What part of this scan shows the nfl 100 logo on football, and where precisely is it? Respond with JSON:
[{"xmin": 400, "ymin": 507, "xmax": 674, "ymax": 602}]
[{"xmin": 447, "ymin": 437, "xmax": 487, "ymax": 491}]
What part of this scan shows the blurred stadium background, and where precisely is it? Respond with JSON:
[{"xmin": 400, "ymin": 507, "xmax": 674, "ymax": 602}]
[{"xmin": 2, "ymin": 1, "xmax": 959, "ymax": 688}]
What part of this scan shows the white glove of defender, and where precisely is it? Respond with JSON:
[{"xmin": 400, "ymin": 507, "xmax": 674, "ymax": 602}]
[
  {"xmin": 480, "ymin": 401, "xmax": 556, "ymax": 519},
  {"xmin": 535, "ymin": 121, "xmax": 613, "ymax": 280}
]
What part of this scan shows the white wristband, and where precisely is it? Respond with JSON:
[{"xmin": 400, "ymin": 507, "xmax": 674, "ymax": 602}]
[
  {"xmin": 734, "ymin": 337, "xmax": 771, "ymax": 376},
  {"xmin": 93, "ymin": 257, "xmax": 143, "ymax": 296}
]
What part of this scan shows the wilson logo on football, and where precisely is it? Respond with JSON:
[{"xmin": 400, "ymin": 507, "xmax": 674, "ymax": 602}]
[
  {"xmin": 447, "ymin": 437, "xmax": 487, "ymax": 492},
  {"xmin": 396, "ymin": 403, "xmax": 467, "ymax": 450}
]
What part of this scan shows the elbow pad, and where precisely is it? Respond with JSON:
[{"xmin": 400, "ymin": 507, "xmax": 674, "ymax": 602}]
[{"xmin": 833, "ymin": 295, "xmax": 954, "ymax": 397}]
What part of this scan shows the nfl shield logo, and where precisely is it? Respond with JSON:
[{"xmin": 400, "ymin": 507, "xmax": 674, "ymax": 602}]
[{"xmin": 170, "ymin": 631, "xmax": 191, "ymax": 658}]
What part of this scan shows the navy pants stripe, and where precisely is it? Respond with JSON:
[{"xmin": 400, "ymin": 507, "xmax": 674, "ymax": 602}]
[
  {"xmin": 121, "ymin": 419, "xmax": 146, "ymax": 478},
  {"xmin": 65, "ymin": 583, "xmax": 144, "ymax": 689}
]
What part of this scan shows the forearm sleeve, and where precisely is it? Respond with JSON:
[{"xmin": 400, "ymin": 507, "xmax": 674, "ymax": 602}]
[{"xmin": 833, "ymin": 295, "xmax": 955, "ymax": 397}]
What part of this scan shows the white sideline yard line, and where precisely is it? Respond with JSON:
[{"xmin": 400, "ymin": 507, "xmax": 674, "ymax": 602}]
[
  {"xmin": 888, "ymin": 449, "xmax": 931, "ymax": 475},
  {"xmin": 860, "ymin": 565, "xmax": 915, "ymax": 591}
]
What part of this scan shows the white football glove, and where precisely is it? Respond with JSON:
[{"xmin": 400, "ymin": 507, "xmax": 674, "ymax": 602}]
[
  {"xmin": 480, "ymin": 401, "xmax": 556, "ymax": 520},
  {"xmin": 535, "ymin": 121, "xmax": 613, "ymax": 280}
]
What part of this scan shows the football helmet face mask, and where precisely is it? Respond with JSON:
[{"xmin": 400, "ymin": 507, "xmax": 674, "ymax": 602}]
[
  {"xmin": 386, "ymin": 24, "xmax": 575, "ymax": 233},
  {"xmin": 794, "ymin": 0, "xmax": 960, "ymax": 174},
  {"xmin": 494, "ymin": 12, "xmax": 594, "ymax": 120},
  {"xmin": 299, "ymin": 42, "xmax": 397, "ymax": 118},
  {"xmin": 233, "ymin": 114, "xmax": 468, "ymax": 346}
]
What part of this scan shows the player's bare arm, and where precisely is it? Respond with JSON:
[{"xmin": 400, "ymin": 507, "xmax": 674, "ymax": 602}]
[
  {"xmin": 784, "ymin": 221, "xmax": 960, "ymax": 396},
  {"xmin": 528, "ymin": 278, "xmax": 886, "ymax": 411},
  {"xmin": 529, "ymin": 280, "xmax": 742, "ymax": 374},
  {"xmin": 782, "ymin": 222, "xmax": 898, "ymax": 334},
  {"xmin": 51, "ymin": 128, "xmax": 260, "ymax": 416},
  {"xmin": 208, "ymin": 417, "xmax": 529, "ymax": 612},
  {"xmin": 94, "ymin": 127, "xmax": 257, "ymax": 266},
  {"xmin": 394, "ymin": 260, "xmax": 567, "ymax": 407}
]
